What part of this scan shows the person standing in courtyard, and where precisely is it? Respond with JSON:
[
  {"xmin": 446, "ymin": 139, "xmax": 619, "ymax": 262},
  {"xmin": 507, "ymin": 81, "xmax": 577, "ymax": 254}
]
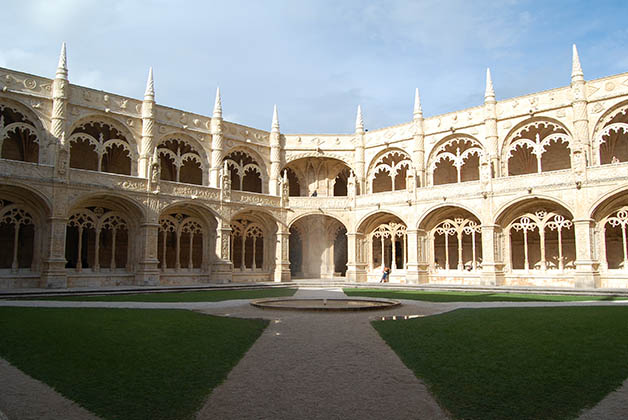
[{"xmin": 380, "ymin": 267, "xmax": 390, "ymax": 283}]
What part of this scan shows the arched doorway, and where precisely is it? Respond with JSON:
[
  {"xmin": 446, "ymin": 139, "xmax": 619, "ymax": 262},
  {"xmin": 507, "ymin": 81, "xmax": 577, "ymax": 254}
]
[{"xmin": 289, "ymin": 215, "xmax": 347, "ymax": 279}]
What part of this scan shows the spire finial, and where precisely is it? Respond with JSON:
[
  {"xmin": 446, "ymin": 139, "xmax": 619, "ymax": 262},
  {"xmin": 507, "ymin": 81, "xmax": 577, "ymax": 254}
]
[
  {"xmin": 271, "ymin": 104, "xmax": 280, "ymax": 133},
  {"xmin": 572, "ymin": 44, "xmax": 584, "ymax": 80},
  {"xmin": 144, "ymin": 67, "xmax": 154, "ymax": 101},
  {"xmin": 485, "ymin": 67, "xmax": 495, "ymax": 101},
  {"xmin": 56, "ymin": 42, "xmax": 68, "ymax": 80},
  {"xmin": 213, "ymin": 87, "xmax": 222, "ymax": 118},
  {"xmin": 355, "ymin": 105, "xmax": 364, "ymax": 133},
  {"xmin": 413, "ymin": 88, "xmax": 423, "ymax": 120}
]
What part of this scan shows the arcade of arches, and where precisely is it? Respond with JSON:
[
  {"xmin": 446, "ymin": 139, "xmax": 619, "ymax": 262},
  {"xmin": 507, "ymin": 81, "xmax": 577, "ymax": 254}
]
[{"xmin": 3, "ymin": 54, "xmax": 628, "ymax": 290}]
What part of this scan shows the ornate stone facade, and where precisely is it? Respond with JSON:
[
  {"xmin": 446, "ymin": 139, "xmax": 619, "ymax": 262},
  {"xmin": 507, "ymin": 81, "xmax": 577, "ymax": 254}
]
[{"xmin": 1, "ymin": 44, "xmax": 628, "ymax": 289}]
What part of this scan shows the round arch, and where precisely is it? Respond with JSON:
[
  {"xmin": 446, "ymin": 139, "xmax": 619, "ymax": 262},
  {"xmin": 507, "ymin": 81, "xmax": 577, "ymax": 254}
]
[
  {"xmin": 68, "ymin": 191, "xmax": 146, "ymax": 222},
  {"xmin": 492, "ymin": 194, "xmax": 574, "ymax": 226},
  {"xmin": 157, "ymin": 202, "xmax": 218, "ymax": 274},
  {"xmin": 0, "ymin": 98, "xmax": 47, "ymax": 164},
  {"xmin": 159, "ymin": 201, "xmax": 219, "ymax": 229},
  {"xmin": 0, "ymin": 183, "xmax": 52, "ymax": 273},
  {"xmin": 0, "ymin": 97, "xmax": 47, "ymax": 134},
  {"xmin": 426, "ymin": 134, "xmax": 484, "ymax": 186},
  {"xmin": 68, "ymin": 114, "xmax": 139, "ymax": 156},
  {"xmin": 223, "ymin": 145, "xmax": 269, "ymax": 177},
  {"xmin": 418, "ymin": 205, "xmax": 483, "ymax": 272},
  {"xmin": 283, "ymin": 156, "xmax": 353, "ymax": 197},
  {"xmin": 289, "ymin": 213, "xmax": 348, "ymax": 279},
  {"xmin": 155, "ymin": 131, "xmax": 210, "ymax": 169},
  {"xmin": 288, "ymin": 211, "xmax": 348, "ymax": 231},
  {"xmin": 417, "ymin": 203, "xmax": 483, "ymax": 230},
  {"xmin": 590, "ymin": 185, "xmax": 628, "ymax": 221},
  {"xmin": 590, "ymin": 100, "xmax": 628, "ymax": 165},
  {"xmin": 0, "ymin": 182, "xmax": 52, "ymax": 218},
  {"xmin": 494, "ymin": 196, "xmax": 576, "ymax": 273},
  {"xmin": 500, "ymin": 117, "xmax": 573, "ymax": 176},
  {"xmin": 366, "ymin": 147, "xmax": 412, "ymax": 193},
  {"xmin": 356, "ymin": 210, "xmax": 408, "ymax": 233}
]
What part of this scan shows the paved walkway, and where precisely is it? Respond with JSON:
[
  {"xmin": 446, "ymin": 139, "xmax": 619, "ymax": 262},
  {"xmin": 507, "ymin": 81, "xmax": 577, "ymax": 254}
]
[
  {"xmin": 1, "ymin": 289, "xmax": 627, "ymax": 419},
  {"xmin": 197, "ymin": 287, "xmax": 449, "ymax": 419}
]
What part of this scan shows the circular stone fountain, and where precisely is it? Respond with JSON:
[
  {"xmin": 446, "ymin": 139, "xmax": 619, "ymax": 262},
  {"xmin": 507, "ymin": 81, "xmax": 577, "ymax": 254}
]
[{"xmin": 250, "ymin": 297, "xmax": 400, "ymax": 311}]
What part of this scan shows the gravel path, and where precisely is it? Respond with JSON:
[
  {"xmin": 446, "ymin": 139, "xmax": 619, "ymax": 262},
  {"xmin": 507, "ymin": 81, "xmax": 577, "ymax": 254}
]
[
  {"xmin": 196, "ymin": 288, "xmax": 449, "ymax": 420},
  {"xmin": 578, "ymin": 377, "xmax": 628, "ymax": 420},
  {"xmin": 1, "ymin": 289, "xmax": 628, "ymax": 419},
  {"xmin": 0, "ymin": 358, "xmax": 100, "ymax": 420}
]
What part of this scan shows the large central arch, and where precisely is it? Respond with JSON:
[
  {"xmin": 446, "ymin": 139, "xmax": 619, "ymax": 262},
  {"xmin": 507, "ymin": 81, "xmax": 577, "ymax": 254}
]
[{"xmin": 289, "ymin": 214, "xmax": 347, "ymax": 279}]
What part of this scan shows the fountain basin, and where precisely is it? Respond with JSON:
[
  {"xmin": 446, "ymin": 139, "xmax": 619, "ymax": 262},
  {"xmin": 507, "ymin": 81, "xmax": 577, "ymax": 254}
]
[{"xmin": 250, "ymin": 297, "xmax": 400, "ymax": 311}]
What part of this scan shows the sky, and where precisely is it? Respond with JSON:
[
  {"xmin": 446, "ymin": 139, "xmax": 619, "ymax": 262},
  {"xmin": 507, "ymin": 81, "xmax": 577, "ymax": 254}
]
[{"xmin": 1, "ymin": 0, "xmax": 627, "ymax": 134}]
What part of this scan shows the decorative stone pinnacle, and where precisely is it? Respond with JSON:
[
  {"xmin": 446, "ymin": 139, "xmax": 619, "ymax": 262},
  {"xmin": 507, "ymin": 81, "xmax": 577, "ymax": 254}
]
[
  {"xmin": 485, "ymin": 67, "xmax": 495, "ymax": 101},
  {"xmin": 271, "ymin": 104, "xmax": 280, "ymax": 133},
  {"xmin": 572, "ymin": 44, "xmax": 584, "ymax": 80},
  {"xmin": 213, "ymin": 86, "xmax": 222, "ymax": 118},
  {"xmin": 144, "ymin": 67, "xmax": 155, "ymax": 101},
  {"xmin": 355, "ymin": 105, "xmax": 364, "ymax": 133},
  {"xmin": 56, "ymin": 42, "xmax": 68, "ymax": 80},
  {"xmin": 413, "ymin": 88, "xmax": 423, "ymax": 120}
]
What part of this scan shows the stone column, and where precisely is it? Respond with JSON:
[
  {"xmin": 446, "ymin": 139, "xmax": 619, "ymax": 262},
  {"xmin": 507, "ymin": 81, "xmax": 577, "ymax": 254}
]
[
  {"xmin": 134, "ymin": 221, "xmax": 160, "ymax": 286},
  {"xmin": 212, "ymin": 219, "xmax": 233, "ymax": 283},
  {"xmin": 412, "ymin": 89, "xmax": 426, "ymax": 187},
  {"xmin": 570, "ymin": 45, "xmax": 590, "ymax": 179},
  {"xmin": 416, "ymin": 229, "xmax": 430, "ymax": 284},
  {"xmin": 480, "ymin": 224, "xmax": 503, "ymax": 286},
  {"xmin": 484, "ymin": 68, "xmax": 500, "ymax": 177},
  {"xmin": 269, "ymin": 106, "xmax": 281, "ymax": 196},
  {"xmin": 210, "ymin": 87, "xmax": 224, "ymax": 188},
  {"xmin": 51, "ymin": 43, "xmax": 69, "ymax": 174},
  {"xmin": 405, "ymin": 229, "xmax": 419, "ymax": 284},
  {"xmin": 573, "ymin": 218, "xmax": 600, "ymax": 288},
  {"xmin": 354, "ymin": 106, "xmax": 366, "ymax": 194},
  {"xmin": 40, "ymin": 215, "xmax": 68, "ymax": 288},
  {"xmin": 139, "ymin": 68, "xmax": 155, "ymax": 179},
  {"xmin": 274, "ymin": 225, "xmax": 291, "ymax": 282},
  {"xmin": 346, "ymin": 232, "xmax": 367, "ymax": 282}
]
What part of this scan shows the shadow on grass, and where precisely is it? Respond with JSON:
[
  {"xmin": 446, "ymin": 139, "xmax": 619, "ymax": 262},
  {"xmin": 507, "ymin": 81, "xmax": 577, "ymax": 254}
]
[
  {"xmin": 0, "ymin": 307, "xmax": 268, "ymax": 420},
  {"xmin": 15, "ymin": 288, "xmax": 298, "ymax": 302},
  {"xmin": 373, "ymin": 306, "xmax": 628, "ymax": 420}
]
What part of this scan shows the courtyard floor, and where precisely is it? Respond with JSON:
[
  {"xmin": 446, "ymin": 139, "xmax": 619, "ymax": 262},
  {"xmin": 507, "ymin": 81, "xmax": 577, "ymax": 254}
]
[{"xmin": 1, "ymin": 287, "xmax": 627, "ymax": 419}]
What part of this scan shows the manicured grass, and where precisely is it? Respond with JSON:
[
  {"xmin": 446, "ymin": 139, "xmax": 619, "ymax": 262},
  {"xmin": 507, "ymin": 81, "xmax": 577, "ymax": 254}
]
[
  {"xmin": 0, "ymin": 307, "xmax": 268, "ymax": 420},
  {"xmin": 373, "ymin": 306, "xmax": 628, "ymax": 420},
  {"xmin": 344, "ymin": 288, "xmax": 627, "ymax": 302},
  {"xmin": 19, "ymin": 287, "xmax": 297, "ymax": 302}
]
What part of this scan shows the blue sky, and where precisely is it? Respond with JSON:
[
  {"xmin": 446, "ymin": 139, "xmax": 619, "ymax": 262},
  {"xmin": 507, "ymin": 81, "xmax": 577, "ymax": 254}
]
[{"xmin": 1, "ymin": 0, "xmax": 627, "ymax": 133}]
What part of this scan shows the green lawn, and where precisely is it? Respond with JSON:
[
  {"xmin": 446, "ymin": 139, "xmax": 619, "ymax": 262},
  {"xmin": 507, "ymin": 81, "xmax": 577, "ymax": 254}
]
[
  {"xmin": 18, "ymin": 287, "xmax": 297, "ymax": 302},
  {"xmin": 344, "ymin": 288, "xmax": 627, "ymax": 302},
  {"xmin": 373, "ymin": 306, "xmax": 628, "ymax": 420},
  {"xmin": 0, "ymin": 307, "xmax": 268, "ymax": 420}
]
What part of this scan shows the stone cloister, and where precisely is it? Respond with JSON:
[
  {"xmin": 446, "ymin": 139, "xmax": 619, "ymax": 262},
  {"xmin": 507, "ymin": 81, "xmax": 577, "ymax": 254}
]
[{"xmin": 1, "ymin": 44, "xmax": 628, "ymax": 289}]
